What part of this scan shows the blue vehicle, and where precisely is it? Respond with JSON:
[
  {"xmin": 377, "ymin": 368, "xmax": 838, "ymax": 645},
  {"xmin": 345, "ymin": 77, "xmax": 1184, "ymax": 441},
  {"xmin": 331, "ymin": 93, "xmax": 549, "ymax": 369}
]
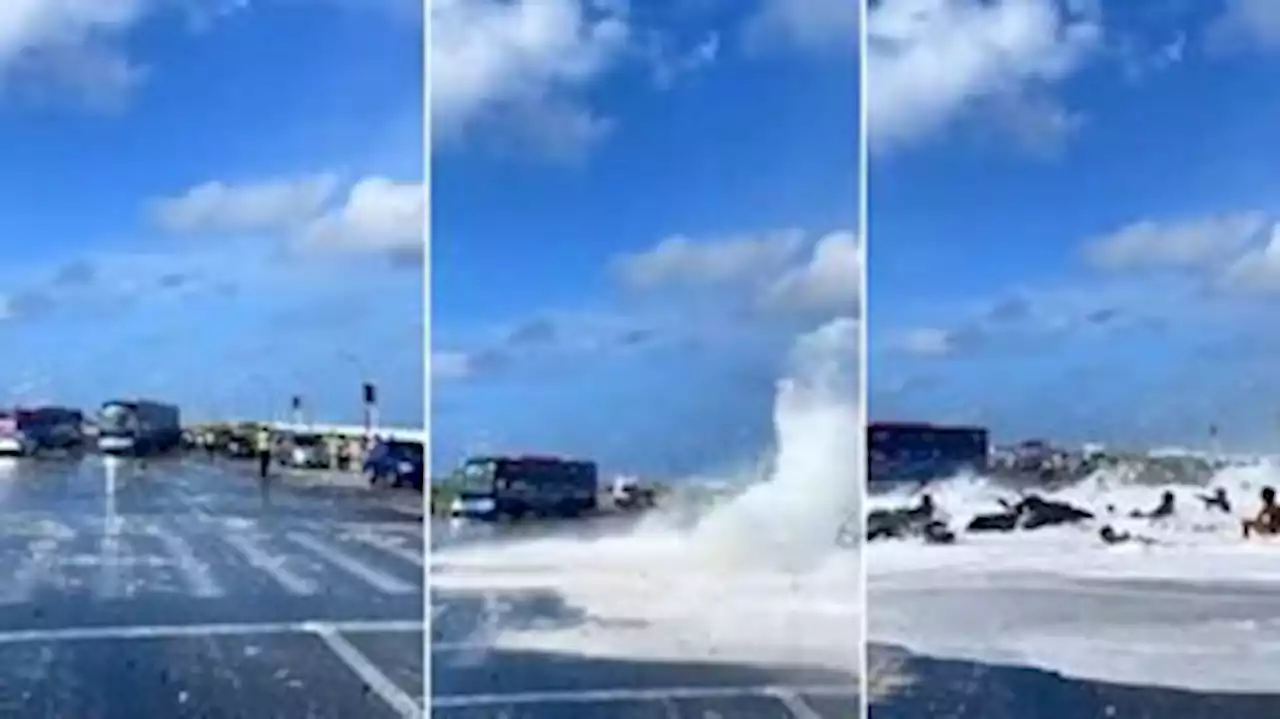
[
  {"xmin": 869, "ymin": 421, "xmax": 988, "ymax": 485},
  {"xmin": 97, "ymin": 400, "xmax": 182, "ymax": 456},
  {"xmin": 451, "ymin": 455, "xmax": 598, "ymax": 521},
  {"xmin": 363, "ymin": 439, "xmax": 424, "ymax": 490}
]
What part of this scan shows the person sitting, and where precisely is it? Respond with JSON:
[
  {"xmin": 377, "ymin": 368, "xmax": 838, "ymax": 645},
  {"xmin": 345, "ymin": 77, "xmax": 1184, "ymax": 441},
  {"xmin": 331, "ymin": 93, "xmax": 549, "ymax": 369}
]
[{"xmin": 1242, "ymin": 487, "xmax": 1280, "ymax": 539}]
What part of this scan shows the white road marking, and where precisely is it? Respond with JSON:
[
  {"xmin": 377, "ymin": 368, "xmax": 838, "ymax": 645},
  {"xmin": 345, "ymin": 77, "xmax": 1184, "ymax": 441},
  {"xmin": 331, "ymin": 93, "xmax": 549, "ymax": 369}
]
[
  {"xmin": 97, "ymin": 518, "xmax": 125, "ymax": 600},
  {"xmin": 770, "ymin": 688, "xmax": 824, "ymax": 719},
  {"xmin": 0, "ymin": 619, "xmax": 423, "ymax": 645},
  {"xmin": 316, "ymin": 627, "xmax": 424, "ymax": 718},
  {"xmin": 288, "ymin": 532, "xmax": 417, "ymax": 594},
  {"xmin": 149, "ymin": 527, "xmax": 222, "ymax": 598},
  {"xmin": 223, "ymin": 534, "xmax": 318, "ymax": 595},
  {"xmin": 351, "ymin": 532, "xmax": 424, "ymax": 567},
  {"xmin": 428, "ymin": 684, "xmax": 859, "ymax": 709}
]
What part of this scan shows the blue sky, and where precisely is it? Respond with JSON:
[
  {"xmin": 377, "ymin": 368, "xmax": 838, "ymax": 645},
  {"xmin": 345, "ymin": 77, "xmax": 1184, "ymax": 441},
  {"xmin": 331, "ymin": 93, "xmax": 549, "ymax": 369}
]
[
  {"xmin": 430, "ymin": 0, "xmax": 858, "ymax": 476},
  {"xmin": 869, "ymin": 0, "xmax": 1280, "ymax": 451},
  {"xmin": 0, "ymin": 0, "xmax": 423, "ymax": 426}
]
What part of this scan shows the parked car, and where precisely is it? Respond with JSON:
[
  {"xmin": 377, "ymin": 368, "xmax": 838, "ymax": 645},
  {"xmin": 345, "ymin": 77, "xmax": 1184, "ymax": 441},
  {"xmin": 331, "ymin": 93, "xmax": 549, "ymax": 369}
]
[
  {"xmin": 285, "ymin": 434, "xmax": 331, "ymax": 469},
  {"xmin": 363, "ymin": 439, "xmax": 424, "ymax": 490}
]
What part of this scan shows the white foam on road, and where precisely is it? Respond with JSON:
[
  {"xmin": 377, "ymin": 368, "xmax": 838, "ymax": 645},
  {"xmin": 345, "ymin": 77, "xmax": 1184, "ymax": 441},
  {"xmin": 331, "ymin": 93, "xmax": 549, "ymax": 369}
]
[
  {"xmin": 433, "ymin": 319, "xmax": 861, "ymax": 678},
  {"xmin": 868, "ymin": 460, "xmax": 1280, "ymax": 693}
]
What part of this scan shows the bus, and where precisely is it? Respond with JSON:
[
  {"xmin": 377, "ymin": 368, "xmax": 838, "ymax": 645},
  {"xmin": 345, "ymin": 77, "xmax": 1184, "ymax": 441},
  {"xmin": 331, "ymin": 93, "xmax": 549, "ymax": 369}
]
[
  {"xmin": 0, "ymin": 406, "xmax": 85, "ymax": 456},
  {"xmin": 451, "ymin": 455, "xmax": 599, "ymax": 521},
  {"xmin": 97, "ymin": 400, "xmax": 182, "ymax": 456},
  {"xmin": 868, "ymin": 421, "xmax": 989, "ymax": 485}
]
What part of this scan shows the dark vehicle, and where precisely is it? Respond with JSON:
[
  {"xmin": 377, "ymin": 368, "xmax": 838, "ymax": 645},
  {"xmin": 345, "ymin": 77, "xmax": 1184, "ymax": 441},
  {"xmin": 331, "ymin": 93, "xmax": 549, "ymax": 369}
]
[
  {"xmin": 97, "ymin": 400, "xmax": 182, "ymax": 456},
  {"xmin": 869, "ymin": 421, "xmax": 988, "ymax": 485},
  {"xmin": 0, "ymin": 407, "xmax": 84, "ymax": 456},
  {"xmin": 363, "ymin": 439, "xmax": 424, "ymax": 490},
  {"xmin": 452, "ymin": 455, "xmax": 599, "ymax": 521}
]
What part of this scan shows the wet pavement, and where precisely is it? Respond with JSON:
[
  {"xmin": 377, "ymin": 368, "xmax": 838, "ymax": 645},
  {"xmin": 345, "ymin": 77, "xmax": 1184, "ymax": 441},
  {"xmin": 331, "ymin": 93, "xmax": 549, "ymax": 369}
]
[
  {"xmin": 430, "ymin": 518, "xmax": 858, "ymax": 718},
  {"xmin": 867, "ymin": 643, "xmax": 1280, "ymax": 719},
  {"xmin": 0, "ymin": 454, "xmax": 424, "ymax": 718}
]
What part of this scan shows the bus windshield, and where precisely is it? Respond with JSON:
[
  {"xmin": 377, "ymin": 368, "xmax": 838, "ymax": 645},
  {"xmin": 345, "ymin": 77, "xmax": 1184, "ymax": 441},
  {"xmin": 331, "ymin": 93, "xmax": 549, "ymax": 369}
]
[
  {"xmin": 457, "ymin": 460, "xmax": 495, "ymax": 492},
  {"xmin": 98, "ymin": 405, "xmax": 135, "ymax": 433}
]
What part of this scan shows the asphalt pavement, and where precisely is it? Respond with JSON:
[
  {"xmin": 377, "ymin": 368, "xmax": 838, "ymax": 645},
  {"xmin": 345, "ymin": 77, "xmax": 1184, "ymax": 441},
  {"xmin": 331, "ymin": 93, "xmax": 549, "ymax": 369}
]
[
  {"xmin": 0, "ymin": 453, "xmax": 424, "ymax": 718},
  {"xmin": 867, "ymin": 643, "xmax": 1280, "ymax": 719},
  {"xmin": 430, "ymin": 518, "xmax": 859, "ymax": 719}
]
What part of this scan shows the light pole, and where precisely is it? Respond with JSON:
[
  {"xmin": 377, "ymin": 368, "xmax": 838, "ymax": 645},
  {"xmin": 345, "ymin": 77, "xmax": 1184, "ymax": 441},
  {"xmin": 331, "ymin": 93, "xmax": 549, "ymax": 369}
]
[{"xmin": 338, "ymin": 350, "xmax": 378, "ymax": 440}]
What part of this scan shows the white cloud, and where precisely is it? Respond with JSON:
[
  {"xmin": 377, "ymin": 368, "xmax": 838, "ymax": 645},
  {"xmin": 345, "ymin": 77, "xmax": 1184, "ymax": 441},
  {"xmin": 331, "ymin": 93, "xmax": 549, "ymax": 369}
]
[
  {"xmin": 896, "ymin": 327, "xmax": 958, "ymax": 357},
  {"xmin": 614, "ymin": 227, "xmax": 861, "ymax": 319},
  {"xmin": 1083, "ymin": 212, "xmax": 1269, "ymax": 273},
  {"xmin": 431, "ymin": 0, "xmax": 630, "ymax": 157},
  {"xmin": 867, "ymin": 0, "xmax": 1101, "ymax": 154},
  {"xmin": 0, "ymin": 0, "xmax": 151, "ymax": 106},
  {"xmin": 745, "ymin": 0, "xmax": 858, "ymax": 55},
  {"xmin": 302, "ymin": 177, "xmax": 423, "ymax": 253},
  {"xmin": 432, "ymin": 350, "xmax": 474, "ymax": 380},
  {"xmin": 646, "ymin": 31, "xmax": 719, "ymax": 88},
  {"xmin": 151, "ymin": 174, "xmax": 341, "ymax": 235},
  {"xmin": 762, "ymin": 230, "xmax": 860, "ymax": 314},
  {"xmin": 614, "ymin": 229, "xmax": 806, "ymax": 289},
  {"xmin": 1220, "ymin": 223, "xmax": 1280, "ymax": 294},
  {"xmin": 1207, "ymin": 0, "xmax": 1280, "ymax": 52}
]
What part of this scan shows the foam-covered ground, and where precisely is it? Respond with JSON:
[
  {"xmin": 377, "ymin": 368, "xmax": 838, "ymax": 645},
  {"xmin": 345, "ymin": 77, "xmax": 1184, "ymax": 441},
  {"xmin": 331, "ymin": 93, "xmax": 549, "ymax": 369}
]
[
  {"xmin": 433, "ymin": 319, "xmax": 861, "ymax": 695},
  {"xmin": 868, "ymin": 461, "xmax": 1280, "ymax": 694}
]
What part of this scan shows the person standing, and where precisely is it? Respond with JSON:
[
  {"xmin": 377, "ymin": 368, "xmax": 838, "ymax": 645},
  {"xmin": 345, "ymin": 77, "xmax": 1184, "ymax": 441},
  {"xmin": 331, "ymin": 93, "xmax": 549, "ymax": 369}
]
[{"xmin": 255, "ymin": 425, "xmax": 273, "ymax": 503}]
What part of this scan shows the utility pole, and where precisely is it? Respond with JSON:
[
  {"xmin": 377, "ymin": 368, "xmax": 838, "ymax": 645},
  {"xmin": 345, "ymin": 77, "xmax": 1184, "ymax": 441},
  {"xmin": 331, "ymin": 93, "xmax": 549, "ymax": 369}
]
[{"xmin": 291, "ymin": 395, "xmax": 303, "ymax": 428}]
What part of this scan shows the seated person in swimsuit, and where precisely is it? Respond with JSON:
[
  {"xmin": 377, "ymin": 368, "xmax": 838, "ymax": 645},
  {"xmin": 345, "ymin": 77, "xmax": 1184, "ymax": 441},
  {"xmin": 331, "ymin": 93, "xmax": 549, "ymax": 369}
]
[{"xmin": 1242, "ymin": 487, "xmax": 1280, "ymax": 539}]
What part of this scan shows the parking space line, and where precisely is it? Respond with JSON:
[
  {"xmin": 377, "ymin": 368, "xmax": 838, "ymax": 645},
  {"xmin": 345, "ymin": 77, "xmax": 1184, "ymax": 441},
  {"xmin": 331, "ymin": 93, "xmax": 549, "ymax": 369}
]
[
  {"xmin": 429, "ymin": 683, "xmax": 859, "ymax": 709},
  {"xmin": 149, "ymin": 526, "xmax": 223, "ymax": 598},
  {"xmin": 97, "ymin": 521, "xmax": 126, "ymax": 600},
  {"xmin": 315, "ymin": 626, "xmax": 424, "ymax": 719},
  {"xmin": 0, "ymin": 619, "xmax": 424, "ymax": 645},
  {"xmin": 288, "ymin": 532, "xmax": 417, "ymax": 594},
  {"xmin": 770, "ymin": 688, "xmax": 825, "ymax": 719},
  {"xmin": 223, "ymin": 534, "xmax": 318, "ymax": 595},
  {"xmin": 351, "ymin": 532, "xmax": 424, "ymax": 568}
]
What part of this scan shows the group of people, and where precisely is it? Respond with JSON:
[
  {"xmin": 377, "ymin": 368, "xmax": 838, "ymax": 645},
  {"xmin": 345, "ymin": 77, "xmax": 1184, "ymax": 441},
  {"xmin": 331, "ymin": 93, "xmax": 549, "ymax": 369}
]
[{"xmin": 869, "ymin": 483, "xmax": 1280, "ymax": 546}]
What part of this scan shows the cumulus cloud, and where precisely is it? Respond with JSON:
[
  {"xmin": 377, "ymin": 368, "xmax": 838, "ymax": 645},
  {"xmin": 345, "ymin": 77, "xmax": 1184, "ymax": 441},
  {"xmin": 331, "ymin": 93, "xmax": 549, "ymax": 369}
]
[
  {"xmin": 431, "ymin": 0, "xmax": 629, "ymax": 158},
  {"xmin": 0, "ymin": 0, "xmax": 151, "ymax": 107},
  {"xmin": 1082, "ymin": 212, "xmax": 1269, "ymax": 273},
  {"xmin": 151, "ymin": 175, "xmax": 423, "ymax": 255},
  {"xmin": 744, "ymin": 0, "xmax": 858, "ymax": 55},
  {"xmin": 614, "ymin": 229, "xmax": 806, "ymax": 289},
  {"xmin": 152, "ymin": 174, "xmax": 340, "ymax": 235},
  {"xmin": 1219, "ymin": 224, "xmax": 1280, "ymax": 294},
  {"xmin": 301, "ymin": 177, "xmax": 423, "ymax": 253},
  {"xmin": 614, "ymin": 227, "xmax": 860, "ymax": 318},
  {"xmin": 762, "ymin": 230, "xmax": 860, "ymax": 314},
  {"xmin": 867, "ymin": 0, "xmax": 1101, "ymax": 154}
]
